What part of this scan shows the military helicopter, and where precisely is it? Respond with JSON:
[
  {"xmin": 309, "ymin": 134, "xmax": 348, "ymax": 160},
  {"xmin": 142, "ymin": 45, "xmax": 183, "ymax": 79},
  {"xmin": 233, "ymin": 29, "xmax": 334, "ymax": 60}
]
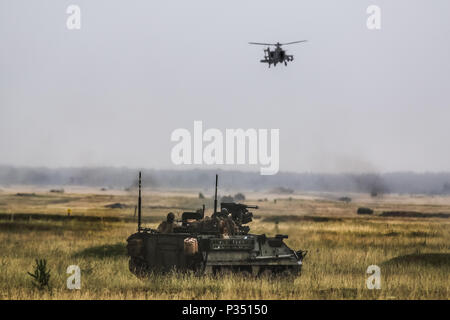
[{"xmin": 249, "ymin": 40, "xmax": 307, "ymax": 68}]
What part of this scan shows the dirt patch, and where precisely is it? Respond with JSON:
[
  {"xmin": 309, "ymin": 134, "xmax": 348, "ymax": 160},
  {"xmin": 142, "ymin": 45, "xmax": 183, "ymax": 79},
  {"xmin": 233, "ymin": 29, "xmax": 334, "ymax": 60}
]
[
  {"xmin": 73, "ymin": 243, "xmax": 126, "ymax": 259},
  {"xmin": 381, "ymin": 211, "xmax": 450, "ymax": 218},
  {"xmin": 261, "ymin": 215, "xmax": 342, "ymax": 223},
  {"xmin": 383, "ymin": 253, "xmax": 450, "ymax": 267},
  {"xmin": 0, "ymin": 221, "xmax": 58, "ymax": 232},
  {"xmin": 0, "ymin": 220, "xmax": 107, "ymax": 233},
  {"xmin": 0, "ymin": 213, "xmax": 163, "ymax": 223},
  {"xmin": 145, "ymin": 205, "xmax": 196, "ymax": 211}
]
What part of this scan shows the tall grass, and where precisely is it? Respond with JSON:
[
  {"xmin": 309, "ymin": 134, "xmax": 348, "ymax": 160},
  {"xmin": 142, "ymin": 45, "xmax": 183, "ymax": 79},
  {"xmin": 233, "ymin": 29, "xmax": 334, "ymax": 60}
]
[{"xmin": 0, "ymin": 192, "xmax": 448, "ymax": 299}]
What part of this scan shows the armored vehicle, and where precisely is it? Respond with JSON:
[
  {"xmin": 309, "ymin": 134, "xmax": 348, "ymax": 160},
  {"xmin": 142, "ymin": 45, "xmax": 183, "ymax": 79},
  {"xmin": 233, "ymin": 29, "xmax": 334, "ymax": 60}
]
[{"xmin": 127, "ymin": 173, "xmax": 306, "ymax": 277}]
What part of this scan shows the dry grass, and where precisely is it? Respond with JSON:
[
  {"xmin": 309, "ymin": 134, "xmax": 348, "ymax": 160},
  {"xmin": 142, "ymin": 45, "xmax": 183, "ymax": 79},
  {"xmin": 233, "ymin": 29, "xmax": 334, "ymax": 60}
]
[{"xmin": 0, "ymin": 189, "xmax": 449, "ymax": 299}]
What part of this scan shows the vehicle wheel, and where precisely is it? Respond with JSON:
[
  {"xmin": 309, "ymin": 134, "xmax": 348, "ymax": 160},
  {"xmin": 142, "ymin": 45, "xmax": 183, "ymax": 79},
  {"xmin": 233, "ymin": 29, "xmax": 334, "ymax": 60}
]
[
  {"xmin": 237, "ymin": 271, "xmax": 251, "ymax": 279},
  {"xmin": 129, "ymin": 258, "xmax": 147, "ymax": 278},
  {"xmin": 280, "ymin": 267, "xmax": 300, "ymax": 279},
  {"xmin": 259, "ymin": 268, "xmax": 273, "ymax": 278}
]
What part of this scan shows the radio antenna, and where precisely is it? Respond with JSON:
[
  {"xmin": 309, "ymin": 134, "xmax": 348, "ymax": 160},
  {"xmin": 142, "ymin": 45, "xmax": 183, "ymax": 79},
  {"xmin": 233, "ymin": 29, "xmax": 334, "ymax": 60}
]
[
  {"xmin": 138, "ymin": 171, "xmax": 142, "ymax": 232},
  {"xmin": 214, "ymin": 174, "xmax": 218, "ymax": 215}
]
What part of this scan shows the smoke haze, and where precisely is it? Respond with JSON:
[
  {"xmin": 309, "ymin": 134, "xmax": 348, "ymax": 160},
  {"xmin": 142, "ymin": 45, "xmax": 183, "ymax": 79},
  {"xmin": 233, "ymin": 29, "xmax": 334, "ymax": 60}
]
[{"xmin": 1, "ymin": 1, "xmax": 449, "ymax": 173}]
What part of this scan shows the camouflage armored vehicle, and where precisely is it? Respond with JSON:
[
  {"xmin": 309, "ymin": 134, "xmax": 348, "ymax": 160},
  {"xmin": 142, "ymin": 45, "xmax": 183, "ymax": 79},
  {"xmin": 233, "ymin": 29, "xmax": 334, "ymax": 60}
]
[{"xmin": 127, "ymin": 173, "xmax": 306, "ymax": 277}]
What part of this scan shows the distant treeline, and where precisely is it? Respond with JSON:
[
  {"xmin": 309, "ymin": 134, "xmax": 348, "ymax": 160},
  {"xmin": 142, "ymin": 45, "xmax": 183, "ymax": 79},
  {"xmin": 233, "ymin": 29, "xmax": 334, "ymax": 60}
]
[{"xmin": 1, "ymin": 166, "xmax": 450, "ymax": 195}]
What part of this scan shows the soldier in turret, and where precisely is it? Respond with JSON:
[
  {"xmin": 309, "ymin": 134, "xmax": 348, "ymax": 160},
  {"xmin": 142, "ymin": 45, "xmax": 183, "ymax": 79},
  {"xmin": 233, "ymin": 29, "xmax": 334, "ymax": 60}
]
[
  {"xmin": 215, "ymin": 208, "xmax": 238, "ymax": 237},
  {"xmin": 157, "ymin": 212, "xmax": 175, "ymax": 233}
]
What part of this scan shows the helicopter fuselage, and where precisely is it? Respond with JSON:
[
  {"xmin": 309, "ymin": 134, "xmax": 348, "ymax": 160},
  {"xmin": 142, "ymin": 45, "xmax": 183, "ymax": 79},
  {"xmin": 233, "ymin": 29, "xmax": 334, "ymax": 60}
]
[
  {"xmin": 260, "ymin": 46, "xmax": 294, "ymax": 67},
  {"xmin": 250, "ymin": 40, "xmax": 306, "ymax": 68}
]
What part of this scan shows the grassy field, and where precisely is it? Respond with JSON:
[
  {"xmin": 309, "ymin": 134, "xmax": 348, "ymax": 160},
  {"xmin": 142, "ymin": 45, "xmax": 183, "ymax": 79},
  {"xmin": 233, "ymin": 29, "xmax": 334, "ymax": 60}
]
[{"xmin": 0, "ymin": 188, "xmax": 449, "ymax": 299}]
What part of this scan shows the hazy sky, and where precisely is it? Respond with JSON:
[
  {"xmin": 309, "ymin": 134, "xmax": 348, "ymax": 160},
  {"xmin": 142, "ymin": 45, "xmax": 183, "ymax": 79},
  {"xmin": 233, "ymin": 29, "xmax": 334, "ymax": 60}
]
[{"xmin": 1, "ymin": 0, "xmax": 449, "ymax": 173}]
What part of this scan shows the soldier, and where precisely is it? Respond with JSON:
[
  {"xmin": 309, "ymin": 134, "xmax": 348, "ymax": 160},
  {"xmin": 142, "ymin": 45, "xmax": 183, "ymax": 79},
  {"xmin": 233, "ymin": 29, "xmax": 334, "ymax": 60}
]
[
  {"xmin": 215, "ymin": 208, "xmax": 238, "ymax": 237},
  {"xmin": 157, "ymin": 212, "xmax": 175, "ymax": 233}
]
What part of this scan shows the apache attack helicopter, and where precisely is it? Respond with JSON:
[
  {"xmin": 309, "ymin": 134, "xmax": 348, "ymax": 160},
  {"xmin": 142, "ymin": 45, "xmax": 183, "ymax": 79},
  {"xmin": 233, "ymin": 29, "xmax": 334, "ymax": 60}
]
[{"xmin": 249, "ymin": 40, "xmax": 307, "ymax": 68}]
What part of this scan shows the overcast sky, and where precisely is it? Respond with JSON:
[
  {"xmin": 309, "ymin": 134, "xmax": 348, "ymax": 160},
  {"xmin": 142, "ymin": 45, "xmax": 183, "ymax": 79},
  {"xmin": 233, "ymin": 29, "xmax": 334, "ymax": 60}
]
[{"xmin": 1, "ymin": 0, "xmax": 449, "ymax": 173}]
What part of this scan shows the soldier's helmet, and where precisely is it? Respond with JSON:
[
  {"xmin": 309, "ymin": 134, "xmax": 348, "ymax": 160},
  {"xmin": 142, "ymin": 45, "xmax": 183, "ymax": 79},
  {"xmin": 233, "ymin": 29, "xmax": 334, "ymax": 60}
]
[
  {"xmin": 219, "ymin": 208, "xmax": 229, "ymax": 218},
  {"xmin": 167, "ymin": 212, "xmax": 175, "ymax": 223}
]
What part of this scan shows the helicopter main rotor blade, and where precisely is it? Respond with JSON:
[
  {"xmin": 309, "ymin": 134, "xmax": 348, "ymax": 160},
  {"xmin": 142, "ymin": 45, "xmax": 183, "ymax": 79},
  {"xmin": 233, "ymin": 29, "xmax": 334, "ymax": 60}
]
[
  {"xmin": 248, "ymin": 42, "xmax": 276, "ymax": 46},
  {"xmin": 280, "ymin": 40, "xmax": 308, "ymax": 45}
]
